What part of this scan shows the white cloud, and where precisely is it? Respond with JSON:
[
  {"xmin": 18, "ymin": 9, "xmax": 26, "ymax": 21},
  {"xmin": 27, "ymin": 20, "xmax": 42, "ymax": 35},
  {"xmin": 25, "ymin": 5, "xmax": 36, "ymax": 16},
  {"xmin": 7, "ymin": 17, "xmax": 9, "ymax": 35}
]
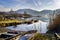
[
  {"xmin": 33, "ymin": 0, "xmax": 42, "ymax": 7},
  {"xmin": 40, "ymin": 0, "xmax": 60, "ymax": 10},
  {"xmin": 51, "ymin": 0, "xmax": 60, "ymax": 9},
  {"xmin": 0, "ymin": 7, "xmax": 10, "ymax": 12},
  {"xmin": 47, "ymin": 2, "xmax": 52, "ymax": 5},
  {"xmin": 0, "ymin": 5, "xmax": 3, "ymax": 8},
  {"xmin": 0, "ymin": 5, "xmax": 10, "ymax": 12},
  {"xmin": 33, "ymin": 0, "xmax": 39, "ymax": 7},
  {"xmin": 13, "ymin": 0, "xmax": 27, "ymax": 4},
  {"xmin": 55, "ymin": 0, "xmax": 60, "ymax": 8},
  {"xmin": 38, "ymin": 1, "xmax": 42, "ymax": 6},
  {"xmin": 0, "ymin": 0, "xmax": 60, "ymax": 12}
]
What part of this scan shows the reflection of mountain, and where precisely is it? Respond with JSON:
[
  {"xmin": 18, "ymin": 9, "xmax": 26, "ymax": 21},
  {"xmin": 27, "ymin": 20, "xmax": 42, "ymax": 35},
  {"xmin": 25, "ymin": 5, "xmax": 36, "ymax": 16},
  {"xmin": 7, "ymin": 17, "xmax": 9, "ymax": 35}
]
[{"xmin": 6, "ymin": 20, "xmax": 47, "ymax": 33}]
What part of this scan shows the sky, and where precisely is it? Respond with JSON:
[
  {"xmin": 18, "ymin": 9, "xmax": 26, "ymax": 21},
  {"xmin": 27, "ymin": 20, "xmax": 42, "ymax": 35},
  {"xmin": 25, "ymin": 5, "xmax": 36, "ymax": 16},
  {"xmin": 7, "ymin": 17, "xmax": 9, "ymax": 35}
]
[{"xmin": 0, "ymin": 0, "xmax": 60, "ymax": 12}]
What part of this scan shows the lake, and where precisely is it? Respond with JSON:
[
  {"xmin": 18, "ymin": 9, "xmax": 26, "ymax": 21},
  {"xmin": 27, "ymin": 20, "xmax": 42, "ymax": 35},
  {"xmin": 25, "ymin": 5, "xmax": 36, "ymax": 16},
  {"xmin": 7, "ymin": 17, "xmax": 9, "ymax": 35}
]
[
  {"xmin": 6, "ymin": 17, "xmax": 49, "ymax": 40},
  {"xmin": 6, "ymin": 20, "xmax": 48, "ymax": 33}
]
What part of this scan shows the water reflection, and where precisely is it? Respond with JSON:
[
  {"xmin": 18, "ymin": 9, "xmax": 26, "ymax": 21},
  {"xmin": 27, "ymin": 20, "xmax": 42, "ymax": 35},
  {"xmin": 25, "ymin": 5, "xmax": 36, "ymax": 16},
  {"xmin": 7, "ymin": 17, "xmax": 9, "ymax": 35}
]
[
  {"xmin": 19, "ymin": 36, "xmax": 28, "ymax": 40},
  {"xmin": 6, "ymin": 20, "xmax": 48, "ymax": 33}
]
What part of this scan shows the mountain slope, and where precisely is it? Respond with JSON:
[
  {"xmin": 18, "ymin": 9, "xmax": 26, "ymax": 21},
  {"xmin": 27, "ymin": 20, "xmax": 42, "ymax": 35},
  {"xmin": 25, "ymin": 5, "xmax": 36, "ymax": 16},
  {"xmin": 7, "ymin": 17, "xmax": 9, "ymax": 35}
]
[
  {"xmin": 16, "ymin": 9, "xmax": 53, "ymax": 19},
  {"xmin": 16, "ymin": 9, "xmax": 40, "ymax": 16}
]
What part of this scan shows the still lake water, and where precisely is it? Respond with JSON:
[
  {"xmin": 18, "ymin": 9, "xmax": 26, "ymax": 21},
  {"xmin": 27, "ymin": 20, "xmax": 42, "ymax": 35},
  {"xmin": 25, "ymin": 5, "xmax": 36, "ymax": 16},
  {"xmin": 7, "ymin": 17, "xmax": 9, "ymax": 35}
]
[
  {"xmin": 6, "ymin": 17, "xmax": 49, "ymax": 40},
  {"xmin": 6, "ymin": 20, "xmax": 48, "ymax": 33}
]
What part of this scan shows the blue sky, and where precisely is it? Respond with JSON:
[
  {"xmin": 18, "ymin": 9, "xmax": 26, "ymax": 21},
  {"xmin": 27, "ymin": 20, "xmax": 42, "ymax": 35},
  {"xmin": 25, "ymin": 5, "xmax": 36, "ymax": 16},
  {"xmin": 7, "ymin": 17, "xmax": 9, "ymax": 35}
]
[{"xmin": 0, "ymin": 0, "xmax": 60, "ymax": 12}]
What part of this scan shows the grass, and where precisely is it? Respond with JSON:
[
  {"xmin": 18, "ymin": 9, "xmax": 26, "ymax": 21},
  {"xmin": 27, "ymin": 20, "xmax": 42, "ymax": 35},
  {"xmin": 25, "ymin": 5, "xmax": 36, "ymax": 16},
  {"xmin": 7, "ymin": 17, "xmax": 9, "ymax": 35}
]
[
  {"xmin": 0, "ymin": 19, "xmax": 23, "ymax": 24},
  {"xmin": 29, "ymin": 33, "xmax": 58, "ymax": 40}
]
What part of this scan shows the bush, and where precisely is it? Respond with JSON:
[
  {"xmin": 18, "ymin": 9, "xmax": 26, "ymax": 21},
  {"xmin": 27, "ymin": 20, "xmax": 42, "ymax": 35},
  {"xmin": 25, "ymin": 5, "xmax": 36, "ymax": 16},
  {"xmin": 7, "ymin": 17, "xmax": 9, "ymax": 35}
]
[{"xmin": 47, "ymin": 15, "xmax": 60, "ymax": 33}]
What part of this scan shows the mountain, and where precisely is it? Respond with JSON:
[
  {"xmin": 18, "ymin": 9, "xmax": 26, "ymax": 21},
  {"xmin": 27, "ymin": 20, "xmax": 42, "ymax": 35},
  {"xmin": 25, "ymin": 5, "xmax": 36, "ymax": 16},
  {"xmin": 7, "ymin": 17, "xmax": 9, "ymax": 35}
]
[
  {"xmin": 39, "ymin": 10, "xmax": 53, "ymax": 19},
  {"xmin": 0, "ymin": 9, "xmax": 60, "ymax": 22},
  {"xmin": 16, "ymin": 9, "xmax": 53, "ymax": 15},
  {"xmin": 16, "ymin": 9, "xmax": 40, "ymax": 16},
  {"xmin": 54, "ymin": 9, "xmax": 60, "ymax": 15},
  {"xmin": 16, "ymin": 9, "xmax": 53, "ymax": 19},
  {"xmin": 40, "ymin": 10, "xmax": 52, "ymax": 15}
]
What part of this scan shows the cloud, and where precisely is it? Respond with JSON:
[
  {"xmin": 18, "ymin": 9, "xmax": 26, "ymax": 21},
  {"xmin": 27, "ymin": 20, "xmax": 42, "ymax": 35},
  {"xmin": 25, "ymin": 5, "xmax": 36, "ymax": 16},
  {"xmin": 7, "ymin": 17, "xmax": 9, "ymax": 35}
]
[
  {"xmin": 0, "ymin": 5, "xmax": 4, "ymax": 7},
  {"xmin": 33, "ymin": 0, "xmax": 42, "ymax": 7},
  {"xmin": 38, "ymin": 1, "xmax": 42, "ymax": 6},
  {"xmin": 0, "ymin": 7, "xmax": 10, "ymax": 12},
  {"xmin": 12, "ymin": 0, "xmax": 42, "ymax": 11},
  {"xmin": 53, "ymin": 0, "xmax": 60, "ymax": 8},
  {"xmin": 33, "ymin": 0, "xmax": 39, "ymax": 7},
  {"xmin": 0, "ymin": 0, "xmax": 60, "ymax": 12},
  {"xmin": 40, "ymin": 0, "xmax": 60, "ymax": 10},
  {"xmin": 0, "ymin": 5, "xmax": 10, "ymax": 12},
  {"xmin": 47, "ymin": 2, "xmax": 53, "ymax": 5}
]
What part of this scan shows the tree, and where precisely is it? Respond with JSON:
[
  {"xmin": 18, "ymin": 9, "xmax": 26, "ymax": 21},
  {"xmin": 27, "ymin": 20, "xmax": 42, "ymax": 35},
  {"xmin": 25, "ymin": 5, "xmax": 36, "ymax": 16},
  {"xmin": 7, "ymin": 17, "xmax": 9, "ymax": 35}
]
[
  {"xmin": 47, "ymin": 14, "xmax": 60, "ymax": 33},
  {"xmin": 13, "ymin": 14, "xmax": 17, "ymax": 19}
]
